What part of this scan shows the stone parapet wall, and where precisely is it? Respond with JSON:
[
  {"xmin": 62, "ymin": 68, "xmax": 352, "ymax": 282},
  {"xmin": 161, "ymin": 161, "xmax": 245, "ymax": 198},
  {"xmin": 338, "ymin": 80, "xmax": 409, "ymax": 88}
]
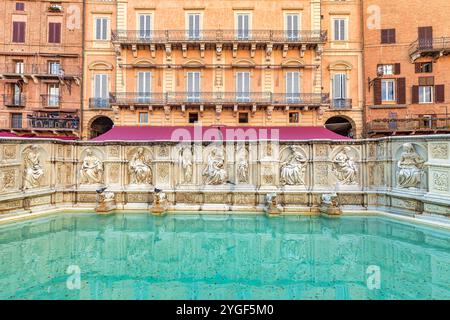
[{"xmin": 0, "ymin": 135, "xmax": 449, "ymax": 217}]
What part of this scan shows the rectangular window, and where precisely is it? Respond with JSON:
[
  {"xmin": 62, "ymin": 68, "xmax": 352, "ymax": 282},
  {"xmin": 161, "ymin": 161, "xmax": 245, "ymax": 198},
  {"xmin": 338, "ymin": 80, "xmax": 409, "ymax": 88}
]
[
  {"xmin": 137, "ymin": 71, "xmax": 151, "ymax": 102},
  {"xmin": 138, "ymin": 14, "xmax": 151, "ymax": 39},
  {"xmin": 48, "ymin": 61, "xmax": 60, "ymax": 75},
  {"xmin": 187, "ymin": 72, "xmax": 200, "ymax": 102},
  {"xmin": 94, "ymin": 74, "xmax": 109, "ymax": 107},
  {"xmin": 285, "ymin": 14, "xmax": 299, "ymax": 40},
  {"xmin": 14, "ymin": 60, "xmax": 24, "ymax": 73},
  {"xmin": 381, "ymin": 29, "xmax": 396, "ymax": 44},
  {"xmin": 48, "ymin": 22, "xmax": 61, "ymax": 43},
  {"xmin": 236, "ymin": 72, "xmax": 250, "ymax": 102},
  {"xmin": 381, "ymin": 64, "xmax": 394, "ymax": 75},
  {"xmin": 48, "ymin": 84, "xmax": 60, "ymax": 107},
  {"xmin": 415, "ymin": 62, "xmax": 433, "ymax": 73},
  {"xmin": 236, "ymin": 14, "xmax": 250, "ymax": 40},
  {"xmin": 419, "ymin": 86, "xmax": 433, "ymax": 103},
  {"xmin": 286, "ymin": 72, "xmax": 300, "ymax": 102},
  {"xmin": 189, "ymin": 112, "xmax": 199, "ymax": 123},
  {"xmin": 95, "ymin": 17, "xmax": 108, "ymax": 40},
  {"xmin": 11, "ymin": 113, "xmax": 22, "ymax": 129},
  {"xmin": 238, "ymin": 112, "xmax": 249, "ymax": 123},
  {"xmin": 381, "ymin": 79, "xmax": 395, "ymax": 102},
  {"xmin": 13, "ymin": 84, "xmax": 22, "ymax": 105},
  {"xmin": 187, "ymin": 13, "xmax": 201, "ymax": 40},
  {"xmin": 12, "ymin": 21, "xmax": 25, "ymax": 43},
  {"xmin": 289, "ymin": 112, "xmax": 299, "ymax": 123},
  {"xmin": 139, "ymin": 112, "xmax": 148, "ymax": 124},
  {"xmin": 333, "ymin": 19, "xmax": 346, "ymax": 41},
  {"xmin": 15, "ymin": 3, "xmax": 24, "ymax": 11}
]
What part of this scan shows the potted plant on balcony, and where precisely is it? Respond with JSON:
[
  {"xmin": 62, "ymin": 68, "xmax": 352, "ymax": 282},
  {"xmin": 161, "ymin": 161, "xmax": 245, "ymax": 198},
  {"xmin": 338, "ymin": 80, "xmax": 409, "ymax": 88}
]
[{"xmin": 48, "ymin": 3, "xmax": 63, "ymax": 12}]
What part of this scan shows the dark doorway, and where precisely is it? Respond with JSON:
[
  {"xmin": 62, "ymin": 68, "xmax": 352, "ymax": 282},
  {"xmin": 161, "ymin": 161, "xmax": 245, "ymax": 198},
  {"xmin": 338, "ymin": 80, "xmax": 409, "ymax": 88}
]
[
  {"xmin": 90, "ymin": 116, "xmax": 113, "ymax": 139},
  {"xmin": 325, "ymin": 117, "xmax": 354, "ymax": 138}
]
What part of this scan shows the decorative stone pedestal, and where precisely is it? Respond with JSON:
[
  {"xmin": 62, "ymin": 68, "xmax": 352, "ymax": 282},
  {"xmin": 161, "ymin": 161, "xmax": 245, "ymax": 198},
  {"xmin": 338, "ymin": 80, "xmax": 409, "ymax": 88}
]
[{"xmin": 95, "ymin": 190, "xmax": 116, "ymax": 214}]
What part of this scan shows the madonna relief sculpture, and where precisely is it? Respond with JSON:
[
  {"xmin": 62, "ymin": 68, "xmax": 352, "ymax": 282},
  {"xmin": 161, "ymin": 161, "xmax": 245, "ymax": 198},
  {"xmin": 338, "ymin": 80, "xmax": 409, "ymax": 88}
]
[
  {"xmin": 80, "ymin": 148, "xmax": 103, "ymax": 184},
  {"xmin": 397, "ymin": 143, "xmax": 425, "ymax": 189},
  {"xmin": 23, "ymin": 145, "xmax": 44, "ymax": 190},
  {"xmin": 332, "ymin": 147, "xmax": 358, "ymax": 185},
  {"xmin": 203, "ymin": 147, "xmax": 227, "ymax": 185},
  {"xmin": 280, "ymin": 146, "xmax": 307, "ymax": 185},
  {"xmin": 128, "ymin": 147, "xmax": 152, "ymax": 184}
]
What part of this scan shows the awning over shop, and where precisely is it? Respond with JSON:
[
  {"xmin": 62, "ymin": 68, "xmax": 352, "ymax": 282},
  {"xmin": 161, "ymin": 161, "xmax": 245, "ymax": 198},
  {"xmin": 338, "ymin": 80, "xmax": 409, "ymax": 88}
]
[{"xmin": 91, "ymin": 125, "xmax": 350, "ymax": 142}]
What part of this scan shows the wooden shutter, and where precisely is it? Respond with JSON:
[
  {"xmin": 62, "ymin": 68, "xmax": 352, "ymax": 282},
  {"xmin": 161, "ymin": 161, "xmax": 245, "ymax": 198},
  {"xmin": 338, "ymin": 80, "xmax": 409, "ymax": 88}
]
[
  {"xmin": 397, "ymin": 78, "xmax": 406, "ymax": 104},
  {"xmin": 13, "ymin": 21, "xmax": 25, "ymax": 42},
  {"xmin": 411, "ymin": 85, "xmax": 419, "ymax": 104},
  {"xmin": 415, "ymin": 63, "xmax": 421, "ymax": 73},
  {"xmin": 380, "ymin": 30, "xmax": 387, "ymax": 43},
  {"xmin": 394, "ymin": 63, "xmax": 401, "ymax": 75},
  {"xmin": 435, "ymin": 85, "xmax": 445, "ymax": 103},
  {"xmin": 418, "ymin": 26, "xmax": 433, "ymax": 49},
  {"xmin": 49, "ymin": 23, "xmax": 61, "ymax": 43},
  {"xmin": 373, "ymin": 78, "xmax": 382, "ymax": 105}
]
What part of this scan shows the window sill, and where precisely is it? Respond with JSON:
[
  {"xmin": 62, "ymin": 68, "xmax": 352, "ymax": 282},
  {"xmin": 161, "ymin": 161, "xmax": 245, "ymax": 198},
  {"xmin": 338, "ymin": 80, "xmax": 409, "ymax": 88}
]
[{"xmin": 369, "ymin": 104, "xmax": 407, "ymax": 109}]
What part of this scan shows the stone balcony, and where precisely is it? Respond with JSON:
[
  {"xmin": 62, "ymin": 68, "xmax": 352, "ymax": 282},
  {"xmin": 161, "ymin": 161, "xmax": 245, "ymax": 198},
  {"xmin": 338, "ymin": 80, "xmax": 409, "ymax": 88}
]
[
  {"xmin": 109, "ymin": 92, "xmax": 329, "ymax": 109},
  {"xmin": 111, "ymin": 29, "xmax": 327, "ymax": 58},
  {"xmin": 409, "ymin": 36, "xmax": 450, "ymax": 61},
  {"xmin": 2, "ymin": 94, "xmax": 26, "ymax": 107}
]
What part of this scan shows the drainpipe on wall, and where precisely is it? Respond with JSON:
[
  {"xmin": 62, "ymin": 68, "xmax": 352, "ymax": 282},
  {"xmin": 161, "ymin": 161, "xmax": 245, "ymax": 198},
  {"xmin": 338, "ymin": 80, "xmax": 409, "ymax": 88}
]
[
  {"xmin": 80, "ymin": 0, "xmax": 86, "ymax": 140},
  {"xmin": 360, "ymin": 0, "xmax": 368, "ymax": 138}
]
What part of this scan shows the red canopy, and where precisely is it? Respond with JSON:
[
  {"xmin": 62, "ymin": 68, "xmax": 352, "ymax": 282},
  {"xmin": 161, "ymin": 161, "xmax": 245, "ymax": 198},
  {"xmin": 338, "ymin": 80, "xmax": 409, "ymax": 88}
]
[
  {"xmin": 91, "ymin": 125, "xmax": 350, "ymax": 142},
  {"xmin": 0, "ymin": 131, "xmax": 18, "ymax": 138}
]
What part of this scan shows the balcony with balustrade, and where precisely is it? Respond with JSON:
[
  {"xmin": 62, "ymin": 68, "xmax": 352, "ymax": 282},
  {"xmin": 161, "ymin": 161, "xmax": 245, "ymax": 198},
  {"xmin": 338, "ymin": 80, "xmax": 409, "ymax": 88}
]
[
  {"xmin": 409, "ymin": 37, "xmax": 450, "ymax": 61},
  {"xmin": 367, "ymin": 115, "xmax": 450, "ymax": 136},
  {"xmin": 2, "ymin": 94, "xmax": 26, "ymax": 107},
  {"xmin": 111, "ymin": 29, "xmax": 327, "ymax": 51},
  {"xmin": 0, "ymin": 64, "xmax": 81, "ymax": 80},
  {"xmin": 330, "ymin": 98, "xmax": 352, "ymax": 110},
  {"xmin": 109, "ymin": 92, "xmax": 329, "ymax": 109},
  {"xmin": 27, "ymin": 111, "xmax": 80, "ymax": 133}
]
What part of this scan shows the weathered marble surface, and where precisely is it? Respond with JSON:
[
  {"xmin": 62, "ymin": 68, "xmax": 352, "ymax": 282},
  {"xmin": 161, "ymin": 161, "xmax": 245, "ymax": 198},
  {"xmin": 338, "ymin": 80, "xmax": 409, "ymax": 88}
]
[{"xmin": 0, "ymin": 135, "xmax": 449, "ymax": 217}]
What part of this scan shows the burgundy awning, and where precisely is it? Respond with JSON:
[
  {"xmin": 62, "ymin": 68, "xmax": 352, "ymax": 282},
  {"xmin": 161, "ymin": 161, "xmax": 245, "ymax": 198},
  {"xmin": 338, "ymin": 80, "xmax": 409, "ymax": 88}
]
[
  {"xmin": 91, "ymin": 125, "xmax": 350, "ymax": 142},
  {"xmin": 0, "ymin": 131, "xmax": 18, "ymax": 137}
]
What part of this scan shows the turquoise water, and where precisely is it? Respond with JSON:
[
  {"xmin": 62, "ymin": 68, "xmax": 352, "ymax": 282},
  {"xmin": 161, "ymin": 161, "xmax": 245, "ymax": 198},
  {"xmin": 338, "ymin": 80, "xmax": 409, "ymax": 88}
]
[{"xmin": 0, "ymin": 213, "xmax": 449, "ymax": 300}]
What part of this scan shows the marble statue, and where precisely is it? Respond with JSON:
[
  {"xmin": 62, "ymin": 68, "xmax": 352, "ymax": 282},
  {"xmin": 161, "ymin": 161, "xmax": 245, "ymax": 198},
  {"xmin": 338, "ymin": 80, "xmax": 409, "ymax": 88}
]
[
  {"xmin": 203, "ymin": 148, "xmax": 227, "ymax": 185},
  {"xmin": 397, "ymin": 143, "xmax": 425, "ymax": 189},
  {"xmin": 23, "ymin": 145, "xmax": 44, "ymax": 189},
  {"xmin": 181, "ymin": 146, "xmax": 193, "ymax": 183},
  {"xmin": 80, "ymin": 148, "xmax": 103, "ymax": 184},
  {"xmin": 332, "ymin": 147, "xmax": 357, "ymax": 185},
  {"xmin": 129, "ymin": 147, "xmax": 152, "ymax": 184},
  {"xmin": 95, "ymin": 187, "xmax": 116, "ymax": 213},
  {"xmin": 280, "ymin": 146, "xmax": 307, "ymax": 185},
  {"xmin": 237, "ymin": 146, "xmax": 248, "ymax": 183},
  {"xmin": 265, "ymin": 192, "xmax": 281, "ymax": 215},
  {"xmin": 320, "ymin": 193, "xmax": 342, "ymax": 215},
  {"xmin": 150, "ymin": 189, "xmax": 168, "ymax": 214}
]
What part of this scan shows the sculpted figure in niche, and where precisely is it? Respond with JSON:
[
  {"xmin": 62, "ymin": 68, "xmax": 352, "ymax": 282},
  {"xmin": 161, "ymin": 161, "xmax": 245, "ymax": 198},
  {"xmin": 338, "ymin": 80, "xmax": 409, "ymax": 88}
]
[
  {"xmin": 332, "ymin": 147, "xmax": 358, "ymax": 185},
  {"xmin": 23, "ymin": 145, "xmax": 44, "ymax": 189},
  {"xmin": 80, "ymin": 148, "xmax": 103, "ymax": 184},
  {"xmin": 397, "ymin": 143, "xmax": 425, "ymax": 189},
  {"xmin": 280, "ymin": 146, "xmax": 307, "ymax": 185},
  {"xmin": 129, "ymin": 147, "xmax": 152, "ymax": 184},
  {"xmin": 237, "ymin": 146, "xmax": 249, "ymax": 183},
  {"xmin": 181, "ymin": 146, "xmax": 193, "ymax": 183},
  {"xmin": 203, "ymin": 147, "xmax": 227, "ymax": 185}
]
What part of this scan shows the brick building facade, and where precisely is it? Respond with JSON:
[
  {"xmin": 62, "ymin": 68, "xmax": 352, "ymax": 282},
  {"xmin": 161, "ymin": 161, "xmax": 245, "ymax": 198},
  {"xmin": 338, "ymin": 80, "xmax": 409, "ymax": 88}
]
[
  {"xmin": 0, "ymin": 0, "xmax": 83, "ymax": 138},
  {"xmin": 364, "ymin": 0, "xmax": 450, "ymax": 137},
  {"xmin": 82, "ymin": 0, "xmax": 364, "ymax": 139}
]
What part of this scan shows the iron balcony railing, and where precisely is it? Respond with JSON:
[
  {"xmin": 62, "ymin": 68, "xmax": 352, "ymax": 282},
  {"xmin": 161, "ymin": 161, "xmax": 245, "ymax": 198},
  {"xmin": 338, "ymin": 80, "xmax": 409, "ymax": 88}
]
[
  {"xmin": 27, "ymin": 116, "xmax": 79, "ymax": 130},
  {"xmin": 409, "ymin": 37, "xmax": 450, "ymax": 56},
  {"xmin": 110, "ymin": 92, "xmax": 329, "ymax": 106},
  {"xmin": 41, "ymin": 94, "xmax": 61, "ymax": 108},
  {"xmin": 330, "ymin": 98, "xmax": 352, "ymax": 109},
  {"xmin": 112, "ymin": 29, "xmax": 327, "ymax": 44},
  {"xmin": 368, "ymin": 116, "xmax": 450, "ymax": 133},
  {"xmin": 0, "ymin": 64, "xmax": 81, "ymax": 77},
  {"xmin": 2, "ymin": 94, "xmax": 26, "ymax": 107}
]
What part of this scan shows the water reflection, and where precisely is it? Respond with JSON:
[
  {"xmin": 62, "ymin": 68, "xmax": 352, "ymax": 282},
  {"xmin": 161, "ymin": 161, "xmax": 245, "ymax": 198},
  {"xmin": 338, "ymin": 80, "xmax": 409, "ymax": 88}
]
[{"xmin": 0, "ymin": 213, "xmax": 449, "ymax": 300}]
